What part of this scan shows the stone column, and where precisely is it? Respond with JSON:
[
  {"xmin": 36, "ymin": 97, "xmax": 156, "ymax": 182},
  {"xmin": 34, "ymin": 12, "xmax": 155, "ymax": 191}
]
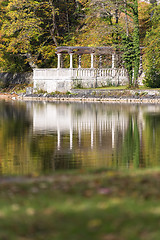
[
  {"xmin": 78, "ymin": 127, "xmax": 81, "ymax": 146},
  {"xmin": 99, "ymin": 55, "xmax": 102, "ymax": 68},
  {"xmin": 91, "ymin": 54, "xmax": 94, "ymax": 68},
  {"xmin": 70, "ymin": 53, "xmax": 73, "ymax": 68},
  {"xmin": 57, "ymin": 53, "xmax": 61, "ymax": 68},
  {"xmin": 112, "ymin": 54, "xmax": 115, "ymax": 69},
  {"xmin": 57, "ymin": 128, "xmax": 60, "ymax": 150},
  {"xmin": 91, "ymin": 125, "xmax": 94, "ymax": 149},
  {"xmin": 99, "ymin": 122, "xmax": 102, "ymax": 145},
  {"xmin": 70, "ymin": 127, "xmax": 73, "ymax": 150},
  {"xmin": 78, "ymin": 55, "xmax": 82, "ymax": 68},
  {"xmin": 112, "ymin": 125, "xmax": 115, "ymax": 148}
]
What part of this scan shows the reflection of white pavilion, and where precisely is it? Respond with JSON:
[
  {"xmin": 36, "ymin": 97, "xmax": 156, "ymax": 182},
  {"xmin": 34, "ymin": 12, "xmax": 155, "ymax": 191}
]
[
  {"xmin": 32, "ymin": 102, "xmax": 129, "ymax": 150},
  {"xmin": 32, "ymin": 102, "xmax": 160, "ymax": 151}
]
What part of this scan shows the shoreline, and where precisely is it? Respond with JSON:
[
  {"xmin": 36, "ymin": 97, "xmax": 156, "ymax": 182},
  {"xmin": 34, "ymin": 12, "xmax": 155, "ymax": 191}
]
[
  {"xmin": 18, "ymin": 96, "xmax": 160, "ymax": 104},
  {"xmin": 1, "ymin": 89, "xmax": 160, "ymax": 104}
]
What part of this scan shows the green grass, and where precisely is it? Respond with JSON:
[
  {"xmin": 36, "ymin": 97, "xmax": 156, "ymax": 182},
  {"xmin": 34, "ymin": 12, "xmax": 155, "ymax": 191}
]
[
  {"xmin": 82, "ymin": 85, "xmax": 160, "ymax": 91},
  {"xmin": 95, "ymin": 85, "xmax": 128, "ymax": 90},
  {"xmin": 1, "ymin": 169, "xmax": 160, "ymax": 239},
  {"xmin": 95, "ymin": 85, "xmax": 160, "ymax": 91},
  {"xmin": 1, "ymin": 83, "xmax": 160, "ymax": 94}
]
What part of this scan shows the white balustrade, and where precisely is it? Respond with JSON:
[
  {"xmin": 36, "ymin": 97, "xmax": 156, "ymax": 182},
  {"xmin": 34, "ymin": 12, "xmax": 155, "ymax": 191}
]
[{"xmin": 34, "ymin": 68, "xmax": 127, "ymax": 80}]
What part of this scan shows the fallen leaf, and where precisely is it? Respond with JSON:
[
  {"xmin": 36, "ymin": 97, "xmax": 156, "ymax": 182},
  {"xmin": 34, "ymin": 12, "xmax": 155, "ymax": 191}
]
[
  {"xmin": 26, "ymin": 208, "xmax": 35, "ymax": 216},
  {"xmin": 97, "ymin": 188, "xmax": 111, "ymax": 195}
]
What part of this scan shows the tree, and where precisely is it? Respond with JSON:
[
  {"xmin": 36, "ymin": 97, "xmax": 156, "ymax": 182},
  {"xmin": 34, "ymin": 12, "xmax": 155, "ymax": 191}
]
[
  {"xmin": 143, "ymin": 4, "xmax": 160, "ymax": 87},
  {"xmin": 138, "ymin": 1, "xmax": 151, "ymax": 45},
  {"xmin": 0, "ymin": 0, "xmax": 60, "ymax": 69},
  {"xmin": 0, "ymin": 0, "xmax": 28, "ymax": 72},
  {"xmin": 0, "ymin": 0, "xmax": 82, "ymax": 71},
  {"xmin": 120, "ymin": 0, "xmax": 140, "ymax": 87},
  {"xmin": 75, "ymin": 0, "xmax": 121, "ymax": 46},
  {"xmin": 75, "ymin": 0, "xmax": 141, "ymax": 87}
]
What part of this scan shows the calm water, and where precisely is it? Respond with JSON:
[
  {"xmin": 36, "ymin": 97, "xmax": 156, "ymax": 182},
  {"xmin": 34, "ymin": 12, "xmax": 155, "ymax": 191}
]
[{"xmin": 0, "ymin": 100, "xmax": 160, "ymax": 175}]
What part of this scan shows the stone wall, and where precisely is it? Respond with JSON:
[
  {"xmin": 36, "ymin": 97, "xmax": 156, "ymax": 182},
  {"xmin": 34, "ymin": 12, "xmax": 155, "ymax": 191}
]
[
  {"xmin": 0, "ymin": 72, "xmax": 33, "ymax": 86},
  {"xmin": 33, "ymin": 68, "xmax": 128, "ymax": 93},
  {"xmin": 72, "ymin": 76, "xmax": 128, "ymax": 89},
  {"xmin": 34, "ymin": 79, "xmax": 73, "ymax": 93}
]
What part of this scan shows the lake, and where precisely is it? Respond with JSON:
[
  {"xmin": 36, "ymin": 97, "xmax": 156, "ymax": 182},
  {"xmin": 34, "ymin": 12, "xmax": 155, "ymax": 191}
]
[{"xmin": 0, "ymin": 100, "xmax": 160, "ymax": 175}]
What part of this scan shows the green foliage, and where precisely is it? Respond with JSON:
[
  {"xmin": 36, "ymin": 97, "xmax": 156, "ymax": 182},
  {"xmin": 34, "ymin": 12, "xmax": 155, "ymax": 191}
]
[
  {"xmin": 73, "ymin": 80, "xmax": 83, "ymax": 89},
  {"xmin": 1, "ymin": 53, "xmax": 31, "ymax": 73},
  {"xmin": 66, "ymin": 91, "xmax": 71, "ymax": 95},
  {"xmin": 36, "ymin": 89, "xmax": 48, "ymax": 94},
  {"xmin": 121, "ymin": 35, "xmax": 135, "ymax": 85},
  {"xmin": 144, "ymin": 67, "xmax": 160, "ymax": 88},
  {"xmin": 75, "ymin": 0, "xmax": 120, "ymax": 47},
  {"xmin": 143, "ymin": 5, "xmax": 160, "ymax": 88},
  {"xmin": 138, "ymin": 2, "xmax": 151, "ymax": 44},
  {"xmin": 0, "ymin": 0, "xmax": 82, "ymax": 71},
  {"xmin": 121, "ymin": 116, "xmax": 140, "ymax": 167},
  {"xmin": 132, "ymin": 0, "xmax": 140, "ymax": 85},
  {"xmin": 119, "ymin": 0, "xmax": 140, "ymax": 87}
]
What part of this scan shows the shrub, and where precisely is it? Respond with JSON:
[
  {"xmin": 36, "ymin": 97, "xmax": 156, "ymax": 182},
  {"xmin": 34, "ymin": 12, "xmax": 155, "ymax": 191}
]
[{"xmin": 144, "ymin": 67, "xmax": 160, "ymax": 88}]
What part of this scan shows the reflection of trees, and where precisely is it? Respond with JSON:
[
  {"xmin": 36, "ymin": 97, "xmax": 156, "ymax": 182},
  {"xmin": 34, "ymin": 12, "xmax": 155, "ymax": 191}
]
[
  {"xmin": 29, "ymin": 135, "xmax": 57, "ymax": 172},
  {"xmin": 29, "ymin": 134, "xmax": 82, "ymax": 172},
  {"xmin": 120, "ymin": 115, "xmax": 140, "ymax": 168},
  {"xmin": 142, "ymin": 113, "xmax": 160, "ymax": 167},
  {"xmin": 0, "ymin": 101, "xmax": 34, "ymax": 175},
  {"xmin": 0, "ymin": 102, "xmax": 30, "ymax": 138}
]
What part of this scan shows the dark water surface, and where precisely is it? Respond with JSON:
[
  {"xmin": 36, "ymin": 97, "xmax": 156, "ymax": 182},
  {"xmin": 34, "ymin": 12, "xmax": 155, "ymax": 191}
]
[{"xmin": 0, "ymin": 100, "xmax": 160, "ymax": 175}]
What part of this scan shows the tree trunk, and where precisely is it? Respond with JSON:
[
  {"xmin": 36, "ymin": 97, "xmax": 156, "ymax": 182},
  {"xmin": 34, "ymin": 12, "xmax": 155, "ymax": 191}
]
[
  {"xmin": 48, "ymin": 0, "xmax": 59, "ymax": 46},
  {"xmin": 133, "ymin": 0, "xmax": 140, "ymax": 86},
  {"xmin": 124, "ymin": 0, "xmax": 129, "ymax": 36}
]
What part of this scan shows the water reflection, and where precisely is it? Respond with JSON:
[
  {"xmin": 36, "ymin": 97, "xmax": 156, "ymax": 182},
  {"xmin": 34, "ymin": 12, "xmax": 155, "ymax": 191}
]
[
  {"xmin": 33, "ymin": 103, "xmax": 129, "ymax": 149},
  {"xmin": 0, "ymin": 101, "xmax": 32, "ymax": 175},
  {"xmin": 1, "ymin": 100, "xmax": 160, "ymax": 175}
]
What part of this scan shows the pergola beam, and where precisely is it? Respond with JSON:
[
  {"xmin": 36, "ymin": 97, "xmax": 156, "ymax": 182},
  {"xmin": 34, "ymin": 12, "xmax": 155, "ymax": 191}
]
[{"xmin": 56, "ymin": 46, "xmax": 115, "ymax": 55}]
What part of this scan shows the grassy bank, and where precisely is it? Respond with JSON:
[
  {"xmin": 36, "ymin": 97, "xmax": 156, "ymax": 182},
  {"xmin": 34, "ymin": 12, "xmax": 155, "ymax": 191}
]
[
  {"xmin": 1, "ymin": 169, "xmax": 160, "ymax": 240},
  {"xmin": 0, "ymin": 83, "xmax": 159, "ymax": 94}
]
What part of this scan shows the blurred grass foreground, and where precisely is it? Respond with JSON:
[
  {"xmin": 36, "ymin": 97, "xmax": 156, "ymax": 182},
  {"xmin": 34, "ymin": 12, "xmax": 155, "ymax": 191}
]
[{"xmin": 1, "ymin": 169, "xmax": 160, "ymax": 240}]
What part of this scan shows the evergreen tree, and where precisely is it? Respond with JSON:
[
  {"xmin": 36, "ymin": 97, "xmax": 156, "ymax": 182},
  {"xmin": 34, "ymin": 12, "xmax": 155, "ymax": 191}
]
[{"xmin": 143, "ymin": 4, "xmax": 160, "ymax": 87}]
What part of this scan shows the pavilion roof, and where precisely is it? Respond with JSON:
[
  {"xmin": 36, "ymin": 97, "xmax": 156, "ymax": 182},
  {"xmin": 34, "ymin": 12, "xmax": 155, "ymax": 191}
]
[
  {"xmin": 56, "ymin": 46, "xmax": 115, "ymax": 55},
  {"xmin": 56, "ymin": 46, "xmax": 144, "ymax": 55}
]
